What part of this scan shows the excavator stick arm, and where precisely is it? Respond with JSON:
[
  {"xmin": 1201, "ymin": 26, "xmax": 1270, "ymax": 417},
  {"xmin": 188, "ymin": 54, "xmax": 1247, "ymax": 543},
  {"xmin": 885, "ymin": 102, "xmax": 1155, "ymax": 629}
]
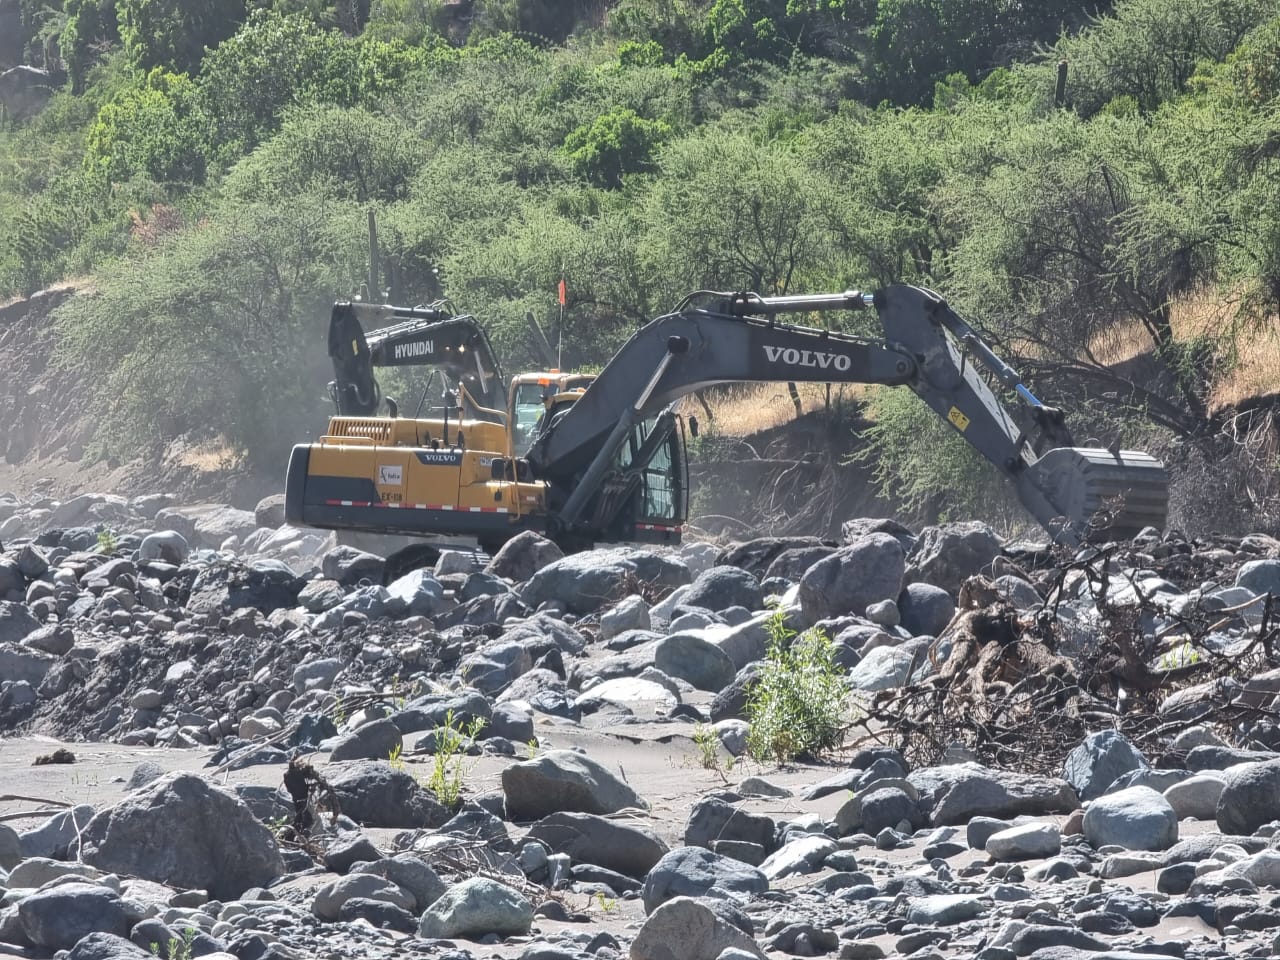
[{"xmin": 327, "ymin": 301, "xmax": 507, "ymax": 417}]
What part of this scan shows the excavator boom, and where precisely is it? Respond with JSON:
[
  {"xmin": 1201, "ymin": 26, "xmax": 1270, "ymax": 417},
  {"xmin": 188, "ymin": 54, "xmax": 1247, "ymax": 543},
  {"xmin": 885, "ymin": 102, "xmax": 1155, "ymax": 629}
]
[{"xmin": 527, "ymin": 284, "xmax": 1167, "ymax": 546}]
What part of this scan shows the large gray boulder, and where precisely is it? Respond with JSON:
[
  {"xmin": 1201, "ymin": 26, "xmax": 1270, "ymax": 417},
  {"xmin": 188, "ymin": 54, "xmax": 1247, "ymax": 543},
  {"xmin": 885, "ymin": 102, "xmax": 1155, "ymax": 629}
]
[
  {"xmin": 0, "ymin": 638, "xmax": 54, "ymax": 681},
  {"xmin": 906, "ymin": 521, "xmax": 1003, "ymax": 595},
  {"xmin": 0, "ymin": 602, "xmax": 41, "ymax": 645},
  {"xmin": 1083, "ymin": 786, "xmax": 1178, "ymax": 851},
  {"xmin": 909, "ymin": 762, "xmax": 1079, "ymax": 825},
  {"xmin": 679, "ymin": 566, "xmax": 763, "ymax": 614},
  {"xmin": 520, "ymin": 548, "xmax": 691, "ymax": 615},
  {"xmin": 1236, "ymin": 559, "xmax": 1280, "ymax": 597},
  {"xmin": 1063, "ymin": 730, "xmax": 1150, "ymax": 802},
  {"xmin": 17, "ymin": 882, "xmax": 131, "ymax": 950},
  {"xmin": 417, "ymin": 877, "xmax": 533, "ymax": 939},
  {"xmin": 631, "ymin": 896, "xmax": 766, "ymax": 960},
  {"xmin": 385, "ymin": 569, "xmax": 448, "ymax": 617},
  {"xmin": 527, "ymin": 812, "xmax": 669, "ymax": 878},
  {"xmin": 897, "ymin": 582, "xmax": 956, "ymax": 637},
  {"xmin": 642, "ymin": 846, "xmax": 769, "ymax": 913},
  {"xmin": 798, "ymin": 533, "xmax": 905, "ymax": 623},
  {"xmin": 1216, "ymin": 759, "xmax": 1280, "ymax": 835},
  {"xmin": 486, "ymin": 531, "xmax": 565, "ymax": 583},
  {"xmin": 185, "ymin": 559, "xmax": 304, "ymax": 616},
  {"xmin": 312, "ymin": 873, "xmax": 416, "ymax": 920},
  {"xmin": 502, "ymin": 750, "xmax": 645, "ymax": 821},
  {"xmin": 321, "ymin": 545, "xmax": 385, "ymax": 587},
  {"xmin": 325, "ymin": 760, "xmax": 450, "ymax": 828},
  {"xmin": 328, "ymin": 717, "xmax": 403, "ymax": 762},
  {"xmin": 654, "ymin": 632, "xmax": 735, "ymax": 692},
  {"xmin": 193, "ymin": 506, "xmax": 259, "ymax": 547},
  {"xmin": 76, "ymin": 773, "xmax": 284, "ymax": 900},
  {"xmin": 0, "ymin": 66, "xmax": 53, "ymax": 121}
]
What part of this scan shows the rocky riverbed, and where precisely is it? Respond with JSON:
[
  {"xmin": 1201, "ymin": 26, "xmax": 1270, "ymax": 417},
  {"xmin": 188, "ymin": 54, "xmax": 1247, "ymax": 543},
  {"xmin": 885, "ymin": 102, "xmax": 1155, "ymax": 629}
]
[{"xmin": 3, "ymin": 489, "xmax": 1280, "ymax": 960}]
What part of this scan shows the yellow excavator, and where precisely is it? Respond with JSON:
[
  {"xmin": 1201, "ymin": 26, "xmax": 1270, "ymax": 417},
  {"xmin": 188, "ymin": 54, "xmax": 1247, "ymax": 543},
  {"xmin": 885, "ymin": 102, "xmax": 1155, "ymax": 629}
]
[{"xmin": 286, "ymin": 286, "xmax": 1169, "ymax": 561}]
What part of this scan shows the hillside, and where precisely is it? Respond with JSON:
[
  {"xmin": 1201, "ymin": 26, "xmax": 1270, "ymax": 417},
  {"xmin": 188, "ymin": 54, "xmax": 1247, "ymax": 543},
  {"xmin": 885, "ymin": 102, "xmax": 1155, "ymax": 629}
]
[{"xmin": 3, "ymin": 0, "xmax": 1280, "ymax": 534}]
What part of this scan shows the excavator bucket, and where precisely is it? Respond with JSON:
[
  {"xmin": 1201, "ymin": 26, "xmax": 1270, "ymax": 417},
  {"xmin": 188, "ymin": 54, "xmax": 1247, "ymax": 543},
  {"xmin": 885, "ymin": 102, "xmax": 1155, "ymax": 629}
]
[{"xmin": 1020, "ymin": 447, "xmax": 1169, "ymax": 546}]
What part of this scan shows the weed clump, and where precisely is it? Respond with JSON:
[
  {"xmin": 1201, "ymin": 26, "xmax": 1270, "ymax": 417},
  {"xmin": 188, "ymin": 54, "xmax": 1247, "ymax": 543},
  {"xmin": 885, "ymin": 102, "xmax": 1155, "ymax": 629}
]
[{"xmin": 746, "ymin": 610, "xmax": 848, "ymax": 764}]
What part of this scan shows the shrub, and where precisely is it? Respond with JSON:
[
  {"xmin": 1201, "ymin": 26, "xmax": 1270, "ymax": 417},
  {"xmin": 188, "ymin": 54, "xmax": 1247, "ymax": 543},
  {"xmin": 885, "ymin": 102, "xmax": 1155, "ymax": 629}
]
[{"xmin": 746, "ymin": 609, "xmax": 848, "ymax": 763}]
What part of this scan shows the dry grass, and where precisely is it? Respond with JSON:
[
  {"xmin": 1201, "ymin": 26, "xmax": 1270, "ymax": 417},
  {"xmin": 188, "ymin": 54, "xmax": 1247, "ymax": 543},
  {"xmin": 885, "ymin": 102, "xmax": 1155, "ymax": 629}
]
[
  {"xmin": 1085, "ymin": 289, "xmax": 1280, "ymax": 413},
  {"xmin": 680, "ymin": 382, "xmax": 872, "ymax": 437},
  {"xmin": 171, "ymin": 436, "xmax": 243, "ymax": 472}
]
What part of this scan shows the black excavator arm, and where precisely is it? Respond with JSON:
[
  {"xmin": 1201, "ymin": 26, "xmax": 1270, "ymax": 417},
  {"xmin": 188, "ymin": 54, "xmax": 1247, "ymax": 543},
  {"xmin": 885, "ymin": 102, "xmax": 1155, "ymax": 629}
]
[
  {"xmin": 527, "ymin": 284, "xmax": 1167, "ymax": 546},
  {"xmin": 327, "ymin": 301, "xmax": 507, "ymax": 417}
]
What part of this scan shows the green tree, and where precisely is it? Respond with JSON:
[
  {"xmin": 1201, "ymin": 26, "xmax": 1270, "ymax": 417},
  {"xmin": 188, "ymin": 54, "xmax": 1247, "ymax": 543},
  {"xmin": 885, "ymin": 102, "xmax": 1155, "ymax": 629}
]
[
  {"xmin": 562, "ymin": 107, "xmax": 671, "ymax": 188},
  {"xmin": 641, "ymin": 130, "xmax": 834, "ymax": 295},
  {"xmin": 55, "ymin": 196, "xmax": 366, "ymax": 467},
  {"xmin": 85, "ymin": 69, "xmax": 210, "ymax": 185},
  {"xmin": 198, "ymin": 9, "xmax": 432, "ymax": 158},
  {"xmin": 116, "ymin": 0, "xmax": 247, "ymax": 73},
  {"xmin": 1049, "ymin": 0, "xmax": 1277, "ymax": 116},
  {"xmin": 224, "ymin": 104, "xmax": 429, "ymax": 203}
]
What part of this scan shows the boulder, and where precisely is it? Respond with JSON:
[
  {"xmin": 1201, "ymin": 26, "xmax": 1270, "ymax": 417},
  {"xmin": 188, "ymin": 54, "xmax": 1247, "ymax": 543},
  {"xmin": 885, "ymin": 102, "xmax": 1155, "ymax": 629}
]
[
  {"xmin": 758, "ymin": 835, "xmax": 837, "ymax": 879},
  {"xmin": 763, "ymin": 546, "xmax": 835, "ymax": 583},
  {"xmin": 909, "ymin": 762, "xmax": 1079, "ymax": 825},
  {"xmin": 848, "ymin": 642, "xmax": 925, "ymax": 692},
  {"xmin": 680, "ymin": 566, "xmax": 763, "ymax": 614},
  {"xmin": 716, "ymin": 536, "xmax": 829, "ymax": 580},
  {"xmin": 798, "ymin": 533, "xmax": 905, "ymax": 623},
  {"xmin": 502, "ymin": 750, "xmax": 645, "ymax": 821},
  {"xmin": 601, "ymin": 595, "xmax": 651, "ymax": 639},
  {"xmin": 1236, "ymin": 559, "xmax": 1280, "ymax": 597},
  {"xmin": 417, "ymin": 877, "xmax": 533, "ymax": 939},
  {"xmin": 192, "ymin": 506, "xmax": 259, "ymax": 548},
  {"xmin": 906, "ymin": 521, "xmax": 1002, "ymax": 594},
  {"xmin": 0, "ymin": 822, "xmax": 19, "ymax": 869},
  {"xmin": 0, "ymin": 638, "xmax": 54, "ymax": 682},
  {"xmin": 527, "ymin": 812, "xmax": 669, "ymax": 878},
  {"xmin": 17, "ymin": 883, "xmax": 131, "ymax": 951},
  {"xmin": 630, "ymin": 896, "xmax": 765, "ymax": 960},
  {"xmin": 1163, "ymin": 774, "xmax": 1225, "ymax": 821},
  {"xmin": 653, "ymin": 632, "xmax": 735, "ymax": 692},
  {"xmin": 77, "ymin": 773, "xmax": 284, "ymax": 900},
  {"xmin": 321, "ymin": 545, "xmax": 385, "ymax": 587},
  {"xmin": 254, "ymin": 494, "xmax": 287, "ymax": 528},
  {"xmin": 328, "ymin": 717, "xmax": 403, "ymax": 762},
  {"xmin": 325, "ymin": 760, "xmax": 450, "ymax": 828},
  {"xmin": 185, "ymin": 559, "xmax": 304, "ymax": 616},
  {"xmin": 486, "ymin": 531, "xmax": 565, "ymax": 582},
  {"xmin": 19, "ymin": 805, "xmax": 96, "ymax": 859},
  {"xmin": 684, "ymin": 797, "xmax": 775, "ymax": 852},
  {"xmin": 0, "ymin": 66, "xmax": 52, "ymax": 121},
  {"xmin": 385, "ymin": 569, "xmax": 448, "ymax": 617},
  {"xmin": 520, "ymin": 548, "xmax": 690, "ymax": 616},
  {"xmin": 350, "ymin": 853, "xmax": 447, "ymax": 912},
  {"xmin": 1063, "ymin": 730, "xmax": 1150, "ymax": 802},
  {"xmin": 642, "ymin": 846, "xmax": 769, "ymax": 913},
  {"xmin": 312, "ymin": 872, "xmax": 415, "ymax": 920},
  {"xmin": 1083, "ymin": 786, "xmax": 1178, "ymax": 851},
  {"xmin": 897, "ymin": 582, "xmax": 955, "ymax": 637},
  {"xmin": 1216, "ymin": 759, "xmax": 1280, "ymax": 835},
  {"xmin": 0, "ymin": 602, "xmax": 41, "ymax": 645},
  {"xmin": 985, "ymin": 823, "xmax": 1061, "ymax": 861}
]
